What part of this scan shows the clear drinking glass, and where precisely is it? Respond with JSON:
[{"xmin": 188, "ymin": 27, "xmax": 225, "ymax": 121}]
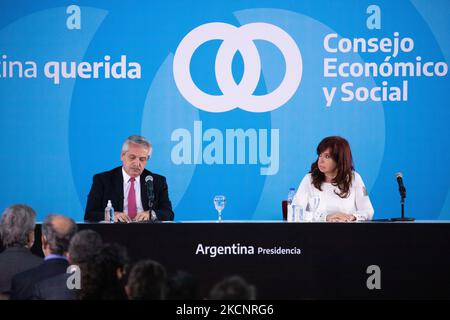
[
  {"xmin": 308, "ymin": 195, "xmax": 320, "ymax": 222},
  {"xmin": 213, "ymin": 195, "xmax": 226, "ymax": 222}
]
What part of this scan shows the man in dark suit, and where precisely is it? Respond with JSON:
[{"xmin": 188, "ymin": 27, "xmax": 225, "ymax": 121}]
[
  {"xmin": 32, "ymin": 229, "xmax": 103, "ymax": 300},
  {"xmin": 9, "ymin": 214, "xmax": 77, "ymax": 300},
  {"xmin": 0, "ymin": 205, "xmax": 43, "ymax": 299},
  {"xmin": 84, "ymin": 135, "xmax": 174, "ymax": 222}
]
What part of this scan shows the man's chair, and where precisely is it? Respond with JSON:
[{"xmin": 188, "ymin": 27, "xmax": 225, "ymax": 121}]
[{"xmin": 281, "ymin": 200, "xmax": 288, "ymax": 221}]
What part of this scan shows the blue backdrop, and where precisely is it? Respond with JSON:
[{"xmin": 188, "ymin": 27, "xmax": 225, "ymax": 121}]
[{"xmin": 0, "ymin": 0, "xmax": 449, "ymax": 221}]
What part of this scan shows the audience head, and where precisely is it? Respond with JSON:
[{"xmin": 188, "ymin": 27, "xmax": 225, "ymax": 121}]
[
  {"xmin": 80, "ymin": 243, "xmax": 129, "ymax": 300},
  {"xmin": 209, "ymin": 275, "xmax": 256, "ymax": 300},
  {"xmin": 167, "ymin": 270, "xmax": 199, "ymax": 300},
  {"xmin": 41, "ymin": 214, "xmax": 77, "ymax": 256},
  {"xmin": 68, "ymin": 229, "xmax": 103, "ymax": 265},
  {"xmin": 126, "ymin": 259, "xmax": 167, "ymax": 300},
  {"xmin": 0, "ymin": 204, "xmax": 36, "ymax": 249}
]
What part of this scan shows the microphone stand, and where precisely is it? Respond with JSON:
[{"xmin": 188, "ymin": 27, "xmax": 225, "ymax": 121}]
[
  {"xmin": 148, "ymin": 199, "xmax": 154, "ymax": 212},
  {"xmin": 148, "ymin": 198, "xmax": 158, "ymax": 222},
  {"xmin": 391, "ymin": 185, "xmax": 415, "ymax": 221},
  {"xmin": 145, "ymin": 176, "xmax": 156, "ymax": 222}
]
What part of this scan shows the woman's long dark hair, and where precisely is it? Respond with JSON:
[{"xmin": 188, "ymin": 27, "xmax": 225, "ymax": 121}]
[
  {"xmin": 310, "ymin": 136, "xmax": 354, "ymax": 198},
  {"xmin": 78, "ymin": 243, "xmax": 129, "ymax": 300}
]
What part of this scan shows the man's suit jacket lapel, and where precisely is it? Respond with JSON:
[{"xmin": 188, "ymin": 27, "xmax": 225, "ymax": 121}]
[{"xmin": 114, "ymin": 167, "xmax": 125, "ymax": 212}]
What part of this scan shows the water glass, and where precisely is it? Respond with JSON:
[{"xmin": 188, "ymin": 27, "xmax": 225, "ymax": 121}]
[
  {"xmin": 213, "ymin": 195, "xmax": 226, "ymax": 222},
  {"xmin": 308, "ymin": 195, "xmax": 320, "ymax": 221}
]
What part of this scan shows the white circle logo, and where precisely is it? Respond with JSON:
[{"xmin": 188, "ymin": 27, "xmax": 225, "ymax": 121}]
[{"xmin": 173, "ymin": 22, "xmax": 302, "ymax": 113}]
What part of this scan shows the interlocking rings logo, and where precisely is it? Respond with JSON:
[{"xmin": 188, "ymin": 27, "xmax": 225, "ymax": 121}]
[{"xmin": 173, "ymin": 22, "xmax": 302, "ymax": 113}]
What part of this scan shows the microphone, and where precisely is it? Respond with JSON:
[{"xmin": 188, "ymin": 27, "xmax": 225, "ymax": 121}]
[
  {"xmin": 395, "ymin": 172, "xmax": 406, "ymax": 199},
  {"xmin": 391, "ymin": 172, "xmax": 414, "ymax": 221},
  {"xmin": 145, "ymin": 175, "xmax": 155, "ymax": 211}
]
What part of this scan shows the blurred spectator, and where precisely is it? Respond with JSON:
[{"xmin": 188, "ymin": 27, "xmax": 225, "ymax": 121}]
[
  {"xmin": 33, "ymin": 229, "xmax": 103, "ymax": 300},
  {"xmin": 79, "ymin": 243, "xmax": 129, "ymax": 300},
  {"xmin": 126, "ymin": 259, "xmax": 167, "ymax": 300},
  {"xmin": 167, "ymin": 270, "xmax": 199, "ymax": 300},
  {"xmin": 209, "ymin": 275, "xmax": 256, "ymax": 300},
  {"xmin": 0, "ymin": 205, "xmax": 42, "ymax": 299},
  {"xmin": 10, "ymin": 214, "xmax": 77, "ymax": 300}
]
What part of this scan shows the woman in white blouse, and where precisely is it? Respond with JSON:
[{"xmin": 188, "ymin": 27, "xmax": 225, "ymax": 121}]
[{"xmin": 293, "ymin": 136, "xmax": 374, "ymax": 222}]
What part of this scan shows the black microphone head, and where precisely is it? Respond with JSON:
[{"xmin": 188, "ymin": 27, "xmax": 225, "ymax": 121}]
[
  {"xmin": 145, "ymin": 175, "xmax": 153, "ymax": 183},
  {"xmin": 395, "ymin": 172, "xmax": 406, "ymax": 198}
]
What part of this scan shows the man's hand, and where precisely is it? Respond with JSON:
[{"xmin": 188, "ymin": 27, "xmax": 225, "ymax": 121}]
[
  {"xmin": 134, "ymin": 211, "xmax": 150, "ymax": 222},
  {"xmin": 326, "ymin": 213, "xmax": 356, "ymax": 222},
  {"xmin": 114, "ymin": 212, "xmax": 132, "ymax": 223}
]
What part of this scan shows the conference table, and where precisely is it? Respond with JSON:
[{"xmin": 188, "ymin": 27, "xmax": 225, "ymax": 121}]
[{"xmin": 28, "ymin": 220, "xmax": 450, "ymax": 299}]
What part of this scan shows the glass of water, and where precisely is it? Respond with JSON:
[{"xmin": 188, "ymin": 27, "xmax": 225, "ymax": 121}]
[
  {"xmin": 308, "ymin": 195, "xmax": 320, "ymax": 222},
  {"xmin": 213, "ymin": 195, "xmax": 226, "ymax": 222}
]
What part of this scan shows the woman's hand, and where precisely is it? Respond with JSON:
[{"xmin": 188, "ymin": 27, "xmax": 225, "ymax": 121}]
[{"xmin": 326, "ymin": 213, "xmax": 356, "ymax": 222}]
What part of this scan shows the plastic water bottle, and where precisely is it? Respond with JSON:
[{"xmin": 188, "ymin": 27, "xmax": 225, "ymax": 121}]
[
  {"xmin": 287, "ymin": 188, "xmax": 296, "ymax": 222},
  {"xmin": 104, "ymin": 200, "xmax": 114, "ymax": 223}
]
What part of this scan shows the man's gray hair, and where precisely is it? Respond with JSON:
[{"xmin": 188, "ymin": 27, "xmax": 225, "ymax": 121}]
[
  {"xmin": 42, "ymin": 214, "xmax": 78, "ymax": 255},
  {"xmin": 0, "ymin": 204, "xmax": 36, "ymax": 248},
  {"xmin": 121, "ymin": 135, "xmax": 152, "ymax": 158}
]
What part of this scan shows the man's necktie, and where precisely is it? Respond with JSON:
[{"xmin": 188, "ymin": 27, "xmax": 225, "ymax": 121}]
[{"xmin": 128, "ymin": 177, "xmax": 137, "ymax": 219}]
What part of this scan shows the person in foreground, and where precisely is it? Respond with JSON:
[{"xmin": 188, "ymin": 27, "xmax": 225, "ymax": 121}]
[
  {"xmin": 293, "ymin": 136, "xmax": 374, "ymax": 222},
  {"xmin": 0, "ymin": 205, "xmax": 42, "ymax": 299},
  {"xmin": 84, "ymin": 135, "xmax": 174, "ymax": 222},
  {"xmin": 10, "ymin": 214, "xmax": 77, "ymax": 300},
  {"xmin": 32, "ymin": 229, "xmax": 103, "ymax": 300},
  {"xmin": 209, "ymin": 275, "xmax": 256, "ymax": 300}
]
